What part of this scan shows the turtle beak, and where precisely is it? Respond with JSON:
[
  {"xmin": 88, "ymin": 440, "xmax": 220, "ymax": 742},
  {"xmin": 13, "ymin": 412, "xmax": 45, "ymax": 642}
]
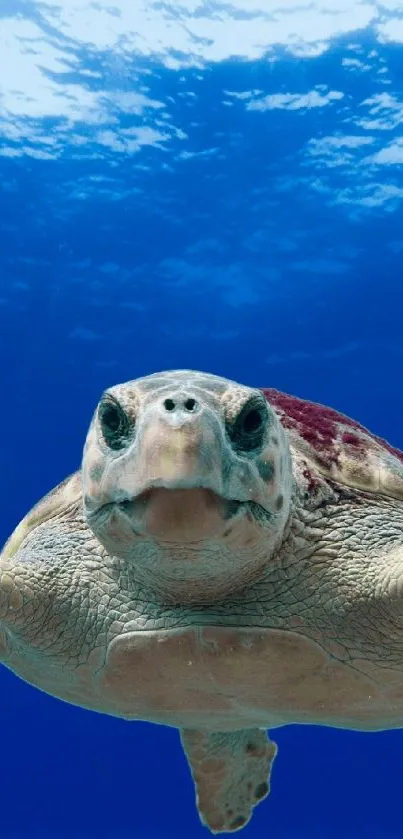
[
  {"xmin": 138, "ymin": 419, "xmax": 222, "ymax": 491},
  {"xmin": 113, "ymin": 403, "xmax": 227, "ymax": 499}
]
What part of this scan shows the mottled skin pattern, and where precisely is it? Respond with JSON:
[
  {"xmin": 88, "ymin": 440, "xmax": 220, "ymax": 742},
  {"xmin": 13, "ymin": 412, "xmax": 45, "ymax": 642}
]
[{"xmin": 2, "ymin": 370, "xmax": 403, "ymax": 833}]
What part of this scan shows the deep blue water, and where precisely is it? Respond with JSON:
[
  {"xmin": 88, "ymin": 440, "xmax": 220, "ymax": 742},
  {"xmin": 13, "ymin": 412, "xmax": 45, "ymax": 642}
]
[{"xmin": 1, "ymin": 2, "xmax": 403, "ymax": 837}]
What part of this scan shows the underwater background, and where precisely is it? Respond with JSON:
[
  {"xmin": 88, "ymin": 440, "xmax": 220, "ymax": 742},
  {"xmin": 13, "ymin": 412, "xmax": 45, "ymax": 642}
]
[{"xmin": 1, "ymin": 1, "xmax": 403, "ymax": 836}]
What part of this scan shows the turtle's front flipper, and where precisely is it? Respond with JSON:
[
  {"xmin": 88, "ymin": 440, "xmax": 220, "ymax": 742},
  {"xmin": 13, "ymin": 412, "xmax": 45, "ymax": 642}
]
[{"xmin": 180, "ymin": 727, "xmax": 277, "ymax": 833}]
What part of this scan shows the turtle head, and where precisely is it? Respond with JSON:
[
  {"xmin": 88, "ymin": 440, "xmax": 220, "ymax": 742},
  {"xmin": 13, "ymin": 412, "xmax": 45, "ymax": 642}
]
[{"xmin": 82, "ymin": 370, "xmax": 293, "ymax": 603}]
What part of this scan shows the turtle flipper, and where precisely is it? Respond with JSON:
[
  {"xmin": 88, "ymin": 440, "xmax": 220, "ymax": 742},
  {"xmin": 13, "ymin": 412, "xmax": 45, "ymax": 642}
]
[{"xmin": 180, "ymin": 727, "xmax": 277, "ymax": 833}]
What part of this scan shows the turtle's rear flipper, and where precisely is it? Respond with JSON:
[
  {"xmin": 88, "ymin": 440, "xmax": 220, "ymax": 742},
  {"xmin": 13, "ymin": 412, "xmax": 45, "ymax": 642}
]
[{"xmin": 180, "ymin": 727, "xmax": 277, "ymax": 833}]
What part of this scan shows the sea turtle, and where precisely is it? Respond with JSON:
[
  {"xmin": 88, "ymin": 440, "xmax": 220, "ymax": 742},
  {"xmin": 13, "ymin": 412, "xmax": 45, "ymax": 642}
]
[{"xmin": 2, "ymin": 369, "xmax": 403, "ymax": 833}]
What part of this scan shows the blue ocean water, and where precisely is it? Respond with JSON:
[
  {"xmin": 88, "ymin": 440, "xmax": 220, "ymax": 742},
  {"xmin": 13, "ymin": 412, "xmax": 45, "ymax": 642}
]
[{"xmin": 1, "ymin": 1, "xmax": 403, "ymax": 837}]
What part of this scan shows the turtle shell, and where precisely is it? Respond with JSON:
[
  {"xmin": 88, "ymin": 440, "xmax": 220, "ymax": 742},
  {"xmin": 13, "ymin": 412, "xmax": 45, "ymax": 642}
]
[{"xmin": 263, "ymin": 388, "xmax": 403, "ymax": 501}]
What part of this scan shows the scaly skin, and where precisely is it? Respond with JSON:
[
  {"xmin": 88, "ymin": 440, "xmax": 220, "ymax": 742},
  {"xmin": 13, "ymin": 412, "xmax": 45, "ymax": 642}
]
[{"xmin": 1, "ymin": 370, "xmax": 403, "ymax": 833}]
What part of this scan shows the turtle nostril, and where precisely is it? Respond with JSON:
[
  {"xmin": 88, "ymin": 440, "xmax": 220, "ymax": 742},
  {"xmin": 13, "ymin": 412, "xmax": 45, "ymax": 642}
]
[
  {"xmin": 184, "ymin": 398, "xmax": 197, "ymax": 412},
  {"xmin": 163, "ymin": 397, "xmax": 198, "ymax": 413},
  {"xmin": 164, "ymin": 398, "xmax": 176, "ymax": 412}
]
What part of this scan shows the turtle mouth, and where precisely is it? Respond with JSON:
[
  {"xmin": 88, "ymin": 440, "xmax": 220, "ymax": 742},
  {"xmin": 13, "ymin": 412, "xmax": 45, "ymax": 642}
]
[
  {"xmin": 90, "ymin": 486, "xmax": 272, "ymax": 546},
  {"xmin": 116, "ymin": 487, "xmax": 244, "ymax": 543},
  {"xmin": 120, "ymin": 488, "xmax": 242, "ymax": 517}
]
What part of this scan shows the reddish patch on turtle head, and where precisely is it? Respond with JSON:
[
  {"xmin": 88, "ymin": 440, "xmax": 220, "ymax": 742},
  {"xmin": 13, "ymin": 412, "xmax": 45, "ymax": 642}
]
[{"xmin": 262, "ymin": 388, "xmax": 403, "ymax": 469}]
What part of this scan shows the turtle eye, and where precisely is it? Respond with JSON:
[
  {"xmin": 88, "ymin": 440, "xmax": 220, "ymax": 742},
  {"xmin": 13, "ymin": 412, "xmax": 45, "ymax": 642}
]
[
  {"xmin": 229, "ymin": 398, "xmax": 268, "ymax": 453},
  {"xmin": 98, "ymin": 396, "xmax": 130, "ymax": 450}
]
